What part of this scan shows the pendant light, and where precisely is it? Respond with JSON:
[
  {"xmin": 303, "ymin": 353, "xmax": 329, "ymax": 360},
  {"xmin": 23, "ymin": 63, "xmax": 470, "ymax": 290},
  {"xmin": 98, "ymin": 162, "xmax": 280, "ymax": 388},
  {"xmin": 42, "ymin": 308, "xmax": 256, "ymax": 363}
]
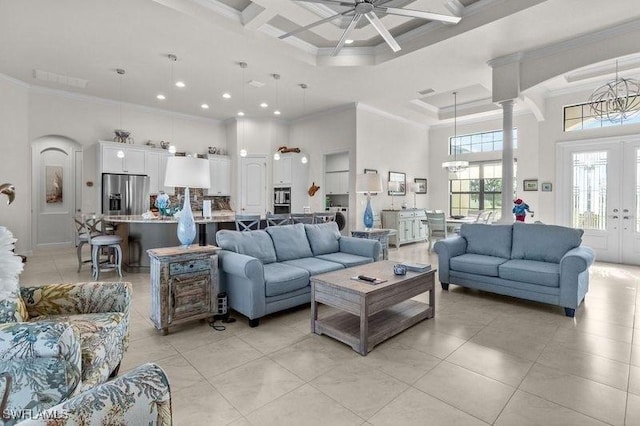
[
  {"xmin": 442, "ymin": 91, "xmax": 469, "ymax": 173},
  {"xmin": 167, "ymin": 54, "xmax": 178, "ymax": 154},
  {"xmin": 299, "ymin": 83, "xmax": 309, "ymax": 164},
  {"xmin": 273, "ymin": 73, "xmax": 282, "ymax": 161},
  {"xmin": 115, "ymin": 68, "xmax": 126, "ymax": 158},
  {"xmin": 238, "ymin": 62, "xmax": 248, "ymax": 157},
  {"xmin": 588, "ymin": 60, "xmax": 640, "ymax": 123}
]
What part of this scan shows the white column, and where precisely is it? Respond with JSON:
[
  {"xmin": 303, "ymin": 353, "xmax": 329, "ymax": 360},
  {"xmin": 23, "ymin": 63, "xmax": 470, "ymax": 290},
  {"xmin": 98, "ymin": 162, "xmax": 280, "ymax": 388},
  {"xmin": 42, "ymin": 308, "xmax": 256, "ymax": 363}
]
[{"xmin": 500, "ymin": 99, "xmax": 515, "ymax": 223}]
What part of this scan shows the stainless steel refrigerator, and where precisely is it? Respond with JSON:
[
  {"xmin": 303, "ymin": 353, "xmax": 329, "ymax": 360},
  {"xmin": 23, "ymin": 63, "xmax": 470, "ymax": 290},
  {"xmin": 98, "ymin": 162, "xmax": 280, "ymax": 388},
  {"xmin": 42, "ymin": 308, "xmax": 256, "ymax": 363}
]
[{"xmin": 102, "ymin": 174, "xmax": 150, "ymax": 215}]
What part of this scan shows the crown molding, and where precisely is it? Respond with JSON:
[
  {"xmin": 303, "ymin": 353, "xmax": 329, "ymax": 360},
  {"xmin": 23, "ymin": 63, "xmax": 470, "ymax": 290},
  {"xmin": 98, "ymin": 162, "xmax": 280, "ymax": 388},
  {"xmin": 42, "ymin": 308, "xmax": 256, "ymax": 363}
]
[
  {"xmin": 0, "ymin": 72, "xmax": 30, "ymax": 89},
  {"xmin": 29, "ymin": 84, "xmax": 222, "ymax": 124},
  {"xmin": 356, "ymin": 103, "xmax": 427, "ymax": 129},
  {"xmin": 489, "ymin": 18, "xmax": 640, "ymax": 68},
  {"xmin": 290, "ymin": 102, "xmax": 357, "ymax": 124}
]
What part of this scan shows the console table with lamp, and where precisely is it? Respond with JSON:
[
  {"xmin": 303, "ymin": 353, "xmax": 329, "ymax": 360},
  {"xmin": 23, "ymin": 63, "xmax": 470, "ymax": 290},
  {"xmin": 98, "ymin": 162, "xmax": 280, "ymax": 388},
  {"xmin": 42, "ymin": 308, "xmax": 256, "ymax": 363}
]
[{"xmin": 353, "ymin": 173, "xmax": 390, "ymax": 259}]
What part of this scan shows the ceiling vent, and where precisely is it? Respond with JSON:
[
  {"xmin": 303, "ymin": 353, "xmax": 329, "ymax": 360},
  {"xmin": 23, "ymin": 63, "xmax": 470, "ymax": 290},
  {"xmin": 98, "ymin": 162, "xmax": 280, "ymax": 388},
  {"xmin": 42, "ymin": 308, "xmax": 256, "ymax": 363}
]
[
  {"xmin": 33, "ymin": 69, "xmax": 88, "ymax": 88},
  {"xmin": 248, "ymin": 80, "xmax": 265, "ymax": 88},
  {"xmin": 418, "ymin": 88, "xmax": 435, "ymax": 96}
]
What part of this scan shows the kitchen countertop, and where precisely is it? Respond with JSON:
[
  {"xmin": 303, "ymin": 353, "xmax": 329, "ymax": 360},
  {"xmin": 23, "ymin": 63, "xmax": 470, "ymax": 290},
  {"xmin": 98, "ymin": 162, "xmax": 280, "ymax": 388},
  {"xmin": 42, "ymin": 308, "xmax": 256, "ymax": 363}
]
[{"xmin": 103, "ymin": 211, "xmax": 236, "ymax": 224}]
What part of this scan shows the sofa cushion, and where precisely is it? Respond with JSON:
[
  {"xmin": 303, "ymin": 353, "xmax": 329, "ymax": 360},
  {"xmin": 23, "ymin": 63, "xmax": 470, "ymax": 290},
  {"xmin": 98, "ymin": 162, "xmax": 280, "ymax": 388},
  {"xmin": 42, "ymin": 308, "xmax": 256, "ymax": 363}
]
[
  {"xmin": 33, "ymin": 312, "xmax": 126, "ymax": 388},
  {"xmin": 449, "ymin": 253, "xmax": 508, "ymax": 277},
  {"xmin": 511, "ymin": 222, "xmax": 584, "ymax": 263},
  {"xmin": 499, "ymin": 259, "xmax": 560, "ymax": 287},
  {"xmin": 282, "ymin": 257, "xmax": 345, "ymax": 275},
  {"xmin": 263, "ymin": 263, "xmax": 310, "ymax": 297},
  {"xmin": 304, "ymin": 222, "xmax": 341, "ymax": 255},
  {"xmin": 266, "ymin": 223, "xmax": 313, "ymax": 261},
  {"xmin": 0, "ymin": 357, "xmax": 80, "ymax": 420},
  {"xmin": 460, "ymin": 224, "xmax": 513, "ymax": 259},
  {"xmin": 315, "ymin": 252, "xmax": 372, "ymax": 268},
  {"xmin": 216, "ymin": 230, "xmax": 277, "ymax": 264}
]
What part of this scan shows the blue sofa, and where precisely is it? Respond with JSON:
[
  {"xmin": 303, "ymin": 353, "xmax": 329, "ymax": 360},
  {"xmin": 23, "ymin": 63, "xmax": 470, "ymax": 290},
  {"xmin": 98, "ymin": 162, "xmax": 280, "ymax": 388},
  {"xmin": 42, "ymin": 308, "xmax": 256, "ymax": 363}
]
[
  {"xmin": 434, "ymin": 222, "xmax": 595, "ymax": 317},
  {"xmin": 216, "ymin": 222, "xmax": 380, "ymax": 326}
]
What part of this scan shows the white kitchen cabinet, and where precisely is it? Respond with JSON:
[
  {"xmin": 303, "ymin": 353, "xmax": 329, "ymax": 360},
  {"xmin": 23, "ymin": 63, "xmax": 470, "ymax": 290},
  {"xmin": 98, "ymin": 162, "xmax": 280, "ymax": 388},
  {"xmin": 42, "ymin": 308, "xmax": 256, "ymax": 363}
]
[
  {"xmin": 382, "ymin": 209, "xmax": 427, "ymax": 247},
  {"xmin": 325, "ymin": 171, "xmax": 349, "ymax": 195},
  {"xmin": 206, "ymin": 155, "xmax": 231, "ymax": 196},
  {"xmin": 273, "ymin": 155, "xmax": 292, "ymax": 186},
  {"xmin": 102, "ymin": 144, "xmax": 146, "ymax": 174},
  {"xmin": 146, "ymin": 151, "xmax": 174, "ymax": 195}
]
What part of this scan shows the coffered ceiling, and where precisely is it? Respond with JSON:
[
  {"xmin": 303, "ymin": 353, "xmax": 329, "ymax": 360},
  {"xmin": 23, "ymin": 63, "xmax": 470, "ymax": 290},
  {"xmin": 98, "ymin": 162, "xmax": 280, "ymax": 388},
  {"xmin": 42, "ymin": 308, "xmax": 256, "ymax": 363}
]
[{"xmin": 1, "ymin": 0, "xmax": 640, "ymax": 125}]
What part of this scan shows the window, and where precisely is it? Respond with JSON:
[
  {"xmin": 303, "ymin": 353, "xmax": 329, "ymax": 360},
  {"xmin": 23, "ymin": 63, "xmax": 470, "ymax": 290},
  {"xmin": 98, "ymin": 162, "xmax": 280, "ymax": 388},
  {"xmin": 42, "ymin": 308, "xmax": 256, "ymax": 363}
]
[
  {"xmin": 571, "ymin": 151, "xmax": 607, "ymax": 230},
  {"xmin": 450, "ymin": 129, "xmax": 518, "ymax": 154},
  {"xmin": 564, "ymin": 99, "xmax": 640, "ymax": 132},
  {"xmin": 449, "ymin": 161, "xmax": 515, "ymax": 219}
]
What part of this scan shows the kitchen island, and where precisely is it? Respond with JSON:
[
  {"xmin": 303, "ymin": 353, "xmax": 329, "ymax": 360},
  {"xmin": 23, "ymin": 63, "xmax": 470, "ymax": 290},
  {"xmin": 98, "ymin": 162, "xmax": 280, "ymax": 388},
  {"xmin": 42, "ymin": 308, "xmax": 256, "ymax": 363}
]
[{"xmin": 104, "ymin": 211, "xmax": 235, "ymax": 272}]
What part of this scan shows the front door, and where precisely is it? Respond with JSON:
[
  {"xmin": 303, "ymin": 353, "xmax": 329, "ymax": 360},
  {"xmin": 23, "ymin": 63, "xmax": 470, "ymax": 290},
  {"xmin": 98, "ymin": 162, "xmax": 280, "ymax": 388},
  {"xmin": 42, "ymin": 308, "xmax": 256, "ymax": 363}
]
[
  {"xmin": 558, "ymin": 137, "xmax": 640, "ymax": 264},
  {"xmin": 239, "ymin": 155, "xmax": 266, "ymax": 215}
]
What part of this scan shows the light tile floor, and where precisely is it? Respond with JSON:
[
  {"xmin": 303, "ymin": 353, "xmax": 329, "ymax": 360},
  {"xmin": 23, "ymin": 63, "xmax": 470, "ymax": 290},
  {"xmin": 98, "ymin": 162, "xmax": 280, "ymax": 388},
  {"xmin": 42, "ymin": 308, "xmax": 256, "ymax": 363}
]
[{"xmin": 19, "ymin": 244, "xmax": 640, "ymax": 425}]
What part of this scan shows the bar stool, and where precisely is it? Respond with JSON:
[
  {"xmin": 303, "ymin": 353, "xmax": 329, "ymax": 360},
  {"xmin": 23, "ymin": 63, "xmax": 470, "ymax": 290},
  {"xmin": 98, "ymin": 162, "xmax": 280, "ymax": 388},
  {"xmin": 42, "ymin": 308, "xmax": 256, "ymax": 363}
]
[{"xmin": 90, "ymin": 235, "xmax": 123, "ymax": 279}]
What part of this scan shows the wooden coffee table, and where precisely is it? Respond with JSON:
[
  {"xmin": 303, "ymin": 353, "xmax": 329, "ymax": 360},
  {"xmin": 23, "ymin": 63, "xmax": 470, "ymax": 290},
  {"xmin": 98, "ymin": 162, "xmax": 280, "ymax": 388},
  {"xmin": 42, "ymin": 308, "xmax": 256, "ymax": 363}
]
[{"xmin": 310, "ymin": 260, "xmax": 436, "ymax": 355}]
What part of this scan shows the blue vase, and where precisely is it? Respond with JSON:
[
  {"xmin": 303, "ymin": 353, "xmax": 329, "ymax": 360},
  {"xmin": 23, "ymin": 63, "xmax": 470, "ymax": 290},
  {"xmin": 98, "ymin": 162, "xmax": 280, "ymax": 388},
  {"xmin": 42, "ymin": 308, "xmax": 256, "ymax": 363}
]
[
  {"xmin": 363, "ymin": 196, "xmax": 374, "ymax": 229},
  {"xmin": 177, "ymin": 188, "xmax": 196, "ymax": 246}
]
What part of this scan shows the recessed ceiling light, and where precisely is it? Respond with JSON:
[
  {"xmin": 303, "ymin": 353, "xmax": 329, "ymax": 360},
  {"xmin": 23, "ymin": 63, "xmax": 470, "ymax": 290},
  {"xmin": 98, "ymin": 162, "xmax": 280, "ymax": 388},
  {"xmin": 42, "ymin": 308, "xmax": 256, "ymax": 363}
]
[
  {"xmin": 274, "ymin": 110, "xmax": 281, "ymax": 116},
  {"xmin": 345, "ymin": 39, "xmax": 354, "ymax": 44},
  {"xmin": 260, "ymin": 102, "xmax": 268, "ymax": 108},
  {"xmin": 201, "ymin": 103, "xmax": 209, "ymax": 109},
  {"xmin": 156, "ymin": 94, "xmax": 166, "ymax": 100},
  {"xmin": 222, "ymin": 93, "xmax": 231, "ymax": 99},
  {"xmin": 175, "ymin": 81, "xmax": 186, "ymax": 88},
  {"xmin": 237, "ymin": 111, "xmax": 245, "ymax": 116}
]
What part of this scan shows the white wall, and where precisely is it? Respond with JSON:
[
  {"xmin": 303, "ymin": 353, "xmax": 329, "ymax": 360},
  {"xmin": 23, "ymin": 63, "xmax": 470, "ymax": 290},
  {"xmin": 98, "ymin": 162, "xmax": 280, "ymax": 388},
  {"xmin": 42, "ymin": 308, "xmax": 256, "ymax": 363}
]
[
  {"xmin": 355, "ymin": 105, "xmax": 429, "ymax": 229},
  {"xmin": 289, "ymin": 105, "xmax": 357, "ymax": 218},
  {"xmin": 0, "ymin": 77, "xmax": 30, "ymax": 253}
]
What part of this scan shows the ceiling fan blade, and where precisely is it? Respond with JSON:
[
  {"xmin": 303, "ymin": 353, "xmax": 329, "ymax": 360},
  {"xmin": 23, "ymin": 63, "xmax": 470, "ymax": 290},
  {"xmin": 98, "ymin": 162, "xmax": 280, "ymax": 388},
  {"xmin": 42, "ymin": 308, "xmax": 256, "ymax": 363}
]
[
  {"xmin": 375, "ymin": 6, "xmax": 461, "ymax": 24},
  {"xmin": 364, "ymin": 12, "xmax": 400, "ymax": 52},
  {"xmin": 279, "ymin": 11, "xmax": 353, "ymax": 39},
  {"xmin": 331, "ymin": 13, "xmax": 362, "ymax": 56},
  {"xmin": 296, "ymin": 0, "xmax": 354, "ymax": 6}
]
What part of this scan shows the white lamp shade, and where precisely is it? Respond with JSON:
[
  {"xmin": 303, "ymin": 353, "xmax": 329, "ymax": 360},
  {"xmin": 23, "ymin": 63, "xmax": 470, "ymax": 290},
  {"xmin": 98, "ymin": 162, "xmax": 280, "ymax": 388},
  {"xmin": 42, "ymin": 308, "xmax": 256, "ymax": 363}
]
[
  {"xmin": 388, "ymin": 181, "xmax": 402, "ymax": 192},
  {"xmin": 164, "ymin": 156, "xmax": 211, "ymax": 188},
  {"xmin": 356, "ymin": 173, "xmax": 382, "ymax": 193}
]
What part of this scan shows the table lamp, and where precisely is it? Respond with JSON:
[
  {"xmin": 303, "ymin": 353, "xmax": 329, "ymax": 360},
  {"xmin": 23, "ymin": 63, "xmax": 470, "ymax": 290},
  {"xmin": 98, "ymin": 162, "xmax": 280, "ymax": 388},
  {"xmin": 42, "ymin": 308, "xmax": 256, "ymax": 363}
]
[
  {"xmin": 356, "ymin": 173, "xmax": 382, "ymax": 229},
  {"xmin": 410, "ymin": 182, "xmax": 421, "ymax": 208},
  {"xmin": 164, "ymin": 156, "xmax": 210, "ymax": 247},
  {"xmin": 388, "ymin": 181, "xmax": 401, "ymax": 210}
]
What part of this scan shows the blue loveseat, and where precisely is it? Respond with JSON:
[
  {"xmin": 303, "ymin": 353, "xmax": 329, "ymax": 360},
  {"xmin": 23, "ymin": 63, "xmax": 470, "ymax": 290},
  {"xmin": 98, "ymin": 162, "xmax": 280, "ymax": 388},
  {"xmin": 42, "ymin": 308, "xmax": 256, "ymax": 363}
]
[
  {"xmin": 434, "ymin": 222, "xmax": 595, "ymax": 317},
  {"xmin": 216, "ymin": 222, "xmax": 380, "ymax": 326}
]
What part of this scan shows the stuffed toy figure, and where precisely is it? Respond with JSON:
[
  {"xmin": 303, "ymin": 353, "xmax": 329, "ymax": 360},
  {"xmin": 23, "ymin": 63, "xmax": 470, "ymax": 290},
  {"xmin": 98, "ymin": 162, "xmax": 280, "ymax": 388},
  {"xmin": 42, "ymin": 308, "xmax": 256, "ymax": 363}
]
[{"xmin": 513, "ymin": 198, "xmax": 533, "ymax": 222}]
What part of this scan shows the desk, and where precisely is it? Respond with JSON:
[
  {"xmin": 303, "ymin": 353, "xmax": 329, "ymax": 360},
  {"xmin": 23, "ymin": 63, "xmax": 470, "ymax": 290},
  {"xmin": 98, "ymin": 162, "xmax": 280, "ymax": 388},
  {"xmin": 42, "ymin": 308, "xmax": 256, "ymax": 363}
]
[{"xmin": 351, "ymin": 229, "xmax": 391, "ymax": 260}]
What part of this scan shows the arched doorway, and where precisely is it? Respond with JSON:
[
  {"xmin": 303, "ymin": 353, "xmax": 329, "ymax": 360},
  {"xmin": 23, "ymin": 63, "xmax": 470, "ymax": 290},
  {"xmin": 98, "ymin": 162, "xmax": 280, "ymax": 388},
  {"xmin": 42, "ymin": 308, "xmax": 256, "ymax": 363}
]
[{"xmin": 31, "ymin": 136, "xmax": 82, "ymax": 248}]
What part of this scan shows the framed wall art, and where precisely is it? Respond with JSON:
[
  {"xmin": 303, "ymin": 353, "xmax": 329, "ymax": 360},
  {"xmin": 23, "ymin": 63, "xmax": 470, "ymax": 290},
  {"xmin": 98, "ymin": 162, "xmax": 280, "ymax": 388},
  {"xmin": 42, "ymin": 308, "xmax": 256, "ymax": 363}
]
[
  {"xmin": 523, "ymin": 179, "xmax": 538, "ymax": 191},
  {"xmin": 388, "ymin": 171, "xmax": 406, "ymax": 195},
  {"xmin": 414, "ymin": 178, "xmax": 427, "ymax": 194}
]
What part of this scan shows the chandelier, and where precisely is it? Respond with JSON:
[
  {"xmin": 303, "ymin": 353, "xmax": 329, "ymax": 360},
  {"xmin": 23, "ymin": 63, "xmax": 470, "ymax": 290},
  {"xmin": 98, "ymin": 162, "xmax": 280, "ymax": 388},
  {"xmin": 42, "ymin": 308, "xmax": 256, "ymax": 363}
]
[
  {"xmin": 588, "ymin": 60, "xmax": 640, "ymax": 123},
  {"xmin": 442, "ymin": 91, "xmax": 469, "ymax": 173}
]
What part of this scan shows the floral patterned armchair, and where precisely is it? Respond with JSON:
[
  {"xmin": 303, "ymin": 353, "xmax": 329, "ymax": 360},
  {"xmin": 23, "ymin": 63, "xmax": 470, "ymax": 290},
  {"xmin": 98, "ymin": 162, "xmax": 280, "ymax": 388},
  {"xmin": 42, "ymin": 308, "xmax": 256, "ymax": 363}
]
[
  {"xmin": 2, "ymin": 360, "xmax": 171, "ymax": 425},
  {"xmin": 0, "ymin": 281, "xmax": 131, "ymax": 392}
]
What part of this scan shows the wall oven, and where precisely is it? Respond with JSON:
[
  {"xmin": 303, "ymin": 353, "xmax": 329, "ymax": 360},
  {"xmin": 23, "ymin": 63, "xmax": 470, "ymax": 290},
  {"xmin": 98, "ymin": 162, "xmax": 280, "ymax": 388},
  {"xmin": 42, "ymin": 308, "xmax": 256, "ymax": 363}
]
[{"xmin": 274, "ymin": 187, "xmax": 291, "ymax": 214}]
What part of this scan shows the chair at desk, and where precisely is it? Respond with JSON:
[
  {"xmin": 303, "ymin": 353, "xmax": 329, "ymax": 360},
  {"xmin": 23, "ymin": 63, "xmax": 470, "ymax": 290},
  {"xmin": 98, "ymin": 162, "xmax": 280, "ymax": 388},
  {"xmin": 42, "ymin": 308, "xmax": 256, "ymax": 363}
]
[
  {"xmin": 235, "ymin": 214, "xmax": 261, "ymax": 231},
  {"xmin": 73, "ymin": 214, "xmax": 103, "ymax": 272},
  {"xmin": 426, "ymin": 211, "xmax": 447, "ymax": 252},
  {"xmin": 312, "ymin": 212, "xmax": 336, "ymax": 224},
  {"xmin": 290, "ymin": 213, "xmax": 314, "ymax": 224},
  {"xmin": 266, "ymin": 213, "xmax": 291, "ymax": 227}
]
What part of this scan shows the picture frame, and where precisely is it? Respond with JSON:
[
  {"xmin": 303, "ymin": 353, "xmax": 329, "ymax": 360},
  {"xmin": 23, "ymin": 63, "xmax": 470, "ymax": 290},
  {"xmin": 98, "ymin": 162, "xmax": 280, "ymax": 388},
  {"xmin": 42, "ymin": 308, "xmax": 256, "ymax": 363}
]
[
  {"xmin": 414, "ymin": 178, "xmax": 427, "ymax": 194},
  {"xmin": 541, "ymin": 182, "xmax": 552, "ymax": 192},
  {"xmin": 523, "ymin": 179, "xmax": 538, "ymax": 191},
  {"xmin": 388, "ymin": 171, "xmax": 406, "ymax": 195}
]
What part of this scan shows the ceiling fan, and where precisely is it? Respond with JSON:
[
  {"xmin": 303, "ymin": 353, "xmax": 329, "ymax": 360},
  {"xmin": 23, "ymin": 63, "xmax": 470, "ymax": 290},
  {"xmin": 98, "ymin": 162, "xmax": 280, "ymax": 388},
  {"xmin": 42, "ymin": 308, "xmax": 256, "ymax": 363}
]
[{"xmin": 279, "ymin": 0, "xmax": 462, "ymax": 56}]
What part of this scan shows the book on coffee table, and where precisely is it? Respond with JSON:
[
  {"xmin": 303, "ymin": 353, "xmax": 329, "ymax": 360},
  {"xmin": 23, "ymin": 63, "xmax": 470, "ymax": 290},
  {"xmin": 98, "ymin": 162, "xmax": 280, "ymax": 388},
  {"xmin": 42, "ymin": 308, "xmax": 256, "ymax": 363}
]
[{"xmin": 400, "ymin": 263, "xmax": 431, "ymax": 272}]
